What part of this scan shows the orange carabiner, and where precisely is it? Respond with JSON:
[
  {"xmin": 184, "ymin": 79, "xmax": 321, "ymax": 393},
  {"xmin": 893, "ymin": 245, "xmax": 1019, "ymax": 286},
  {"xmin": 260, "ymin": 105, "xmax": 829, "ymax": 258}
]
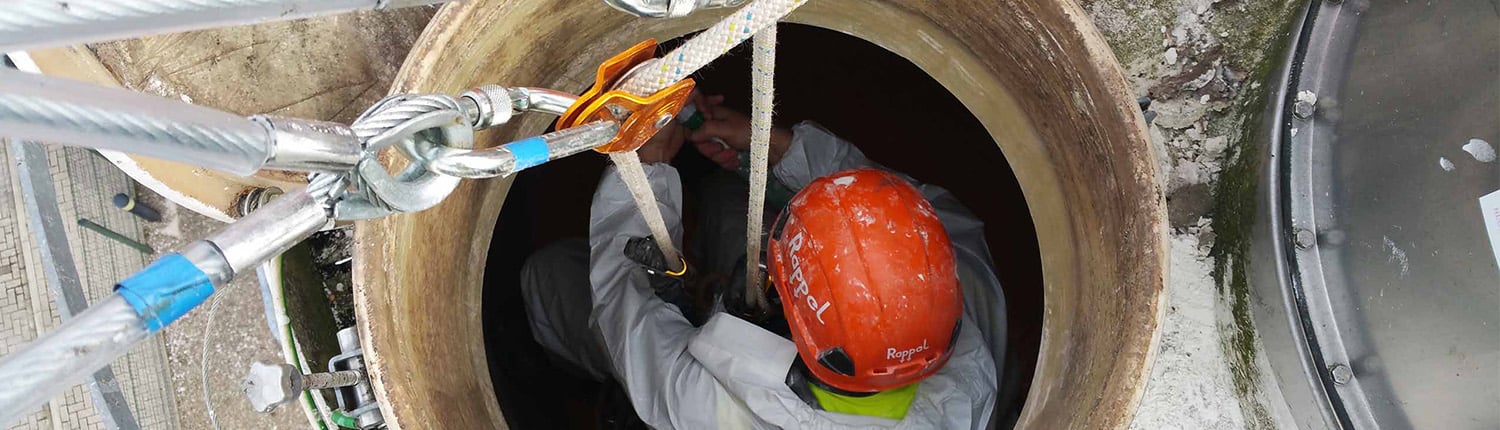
[{"xmin": 555, "ymin": 39, "xmax": 696, "ymax": 154}]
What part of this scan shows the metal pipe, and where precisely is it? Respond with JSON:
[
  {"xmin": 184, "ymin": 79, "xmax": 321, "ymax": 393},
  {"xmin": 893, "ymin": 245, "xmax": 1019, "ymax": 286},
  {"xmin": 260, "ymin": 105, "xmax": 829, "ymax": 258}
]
[
  {"xmin": 332, "ymin": 327, "xmax": 381, "ymax": 428},
  {"xmin": 254, "ymin": 116, "xmax": 363, "ymax": 173},
  {"xmin": 209, "ymin": 185, "xmax": 332, "ymax": 278},
  {"xmin": 0, "ymin": 0, "xmax": 453, "ymax": 52},
  {"xmin": 426, "ymin": 121, "xmax": 620, "ymax": 178}
]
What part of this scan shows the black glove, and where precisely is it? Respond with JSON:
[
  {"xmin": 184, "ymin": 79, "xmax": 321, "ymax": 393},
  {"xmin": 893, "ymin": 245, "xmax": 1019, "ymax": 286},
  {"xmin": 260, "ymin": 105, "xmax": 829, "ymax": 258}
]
[
  {"xmin": 719, "ymin": 256, "xmax": 789, "ymax": 336},
  {"xmin": 623, "ymin": 237, "xmax": 699, "ymax": 323}
]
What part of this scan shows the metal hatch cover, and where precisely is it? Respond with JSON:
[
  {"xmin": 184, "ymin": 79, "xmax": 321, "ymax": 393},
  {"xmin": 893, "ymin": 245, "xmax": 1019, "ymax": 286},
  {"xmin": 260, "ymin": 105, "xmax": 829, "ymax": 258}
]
[{"xmin": 1263, "ymin": 0, "xmax": 1500, "ymax": 428}]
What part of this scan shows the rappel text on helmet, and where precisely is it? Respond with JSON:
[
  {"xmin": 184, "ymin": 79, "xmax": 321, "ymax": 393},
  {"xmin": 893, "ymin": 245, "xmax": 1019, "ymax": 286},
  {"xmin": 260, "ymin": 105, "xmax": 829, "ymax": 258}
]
[
  {"xmin": 786, "ymin": 230, "xmax": 833, "ymax": 325},
  {"xmin": 888, "ymin": 339, "xmax": 930, "ymax": 363}
]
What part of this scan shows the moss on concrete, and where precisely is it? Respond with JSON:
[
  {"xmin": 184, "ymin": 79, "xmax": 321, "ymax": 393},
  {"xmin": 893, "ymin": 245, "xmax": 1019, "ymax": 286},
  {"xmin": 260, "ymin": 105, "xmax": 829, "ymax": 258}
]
[
  {"xmin": 1203, "ymin": 1, "xmax": 1302, "ymax": 428},
  {"xmin": 1208, "ymin": 87, "xmax": 1274, "ymax": 427},
  {"xmin": 1207, "ymin": 1, "xmax": 1303, "ymax": 76}
]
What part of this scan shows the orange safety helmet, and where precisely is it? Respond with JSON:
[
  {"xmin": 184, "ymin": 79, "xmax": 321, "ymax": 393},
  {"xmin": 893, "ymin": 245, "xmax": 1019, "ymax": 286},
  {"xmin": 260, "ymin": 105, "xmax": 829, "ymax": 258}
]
[{"xmin": 767, "ymin": 168, "xmax": 963, "ymax": 393}]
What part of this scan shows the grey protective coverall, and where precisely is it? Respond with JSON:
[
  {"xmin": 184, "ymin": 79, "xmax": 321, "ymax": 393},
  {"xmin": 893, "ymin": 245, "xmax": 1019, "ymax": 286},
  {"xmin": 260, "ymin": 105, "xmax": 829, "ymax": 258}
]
[{"xmin": 521, "ymin": 122, "xmax": 1008, "ymax": 429}]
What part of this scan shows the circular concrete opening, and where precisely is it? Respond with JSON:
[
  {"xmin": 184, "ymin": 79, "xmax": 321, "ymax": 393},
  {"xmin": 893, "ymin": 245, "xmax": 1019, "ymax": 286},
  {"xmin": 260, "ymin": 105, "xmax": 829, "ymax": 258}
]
[
  {"xmin": 353, "ymin": 1, "xmax": 1166, "ymax": 429},
  {"xmin": 481, "ymin": 23, "xmax": 1042, "ymax": 428}
]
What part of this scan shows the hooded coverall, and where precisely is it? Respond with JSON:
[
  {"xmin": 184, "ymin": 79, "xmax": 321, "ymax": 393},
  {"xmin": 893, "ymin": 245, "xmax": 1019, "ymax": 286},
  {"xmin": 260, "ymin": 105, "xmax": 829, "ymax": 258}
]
[{"xmin": 521, "ymin": 122, "xmax": 1009, "ymax": 429}]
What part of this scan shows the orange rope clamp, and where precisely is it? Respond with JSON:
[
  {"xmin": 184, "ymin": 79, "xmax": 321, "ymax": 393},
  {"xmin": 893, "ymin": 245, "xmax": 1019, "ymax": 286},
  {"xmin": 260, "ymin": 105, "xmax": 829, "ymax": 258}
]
[{"xmin": 555, "ymin": 39, "xmax": 697, "ymax": 154}]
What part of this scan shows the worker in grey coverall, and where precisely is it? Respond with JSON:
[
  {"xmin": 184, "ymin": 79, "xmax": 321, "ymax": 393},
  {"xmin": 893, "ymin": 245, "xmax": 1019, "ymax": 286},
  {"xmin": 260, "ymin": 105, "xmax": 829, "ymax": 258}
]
[{"xmin": 520, "ymin": 95, "xmax": 1010, "ymax": 429}]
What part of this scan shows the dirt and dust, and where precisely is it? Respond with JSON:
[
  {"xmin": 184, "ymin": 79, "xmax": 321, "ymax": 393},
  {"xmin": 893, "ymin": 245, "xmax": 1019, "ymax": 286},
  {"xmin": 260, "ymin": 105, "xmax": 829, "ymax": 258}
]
[{"xmin": 306, "ymin": 228, "xmax": 355, "ymax": 328}]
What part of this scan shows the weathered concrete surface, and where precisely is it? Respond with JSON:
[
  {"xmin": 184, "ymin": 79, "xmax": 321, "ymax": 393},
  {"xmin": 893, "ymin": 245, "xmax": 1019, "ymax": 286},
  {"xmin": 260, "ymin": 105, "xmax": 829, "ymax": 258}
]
[
  {"xmin": 1081, "ymin": 0, "xmax": 1305, "ymax": 428},
  {"xmin": 364, "ymin": 1, "xmax": 1164, "ymax": 429}
]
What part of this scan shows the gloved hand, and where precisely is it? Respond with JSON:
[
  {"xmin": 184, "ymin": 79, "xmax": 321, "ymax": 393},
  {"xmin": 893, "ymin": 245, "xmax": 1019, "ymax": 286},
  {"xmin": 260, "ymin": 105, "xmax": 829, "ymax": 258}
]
[
  {"xmin": 719, "ymin": 256, "xmax": 789, "ymax": 336},
  {"xmin": 623, "ymin": 237, "xmax": 699, "ymax": 324}
]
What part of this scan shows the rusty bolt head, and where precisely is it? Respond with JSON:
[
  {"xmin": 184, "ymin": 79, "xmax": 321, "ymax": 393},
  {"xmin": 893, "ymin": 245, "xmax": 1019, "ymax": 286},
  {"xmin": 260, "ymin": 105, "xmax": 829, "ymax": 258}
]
[{"xmin": 243, "ymin": 361, "xmax": 303, "ymax": 413}]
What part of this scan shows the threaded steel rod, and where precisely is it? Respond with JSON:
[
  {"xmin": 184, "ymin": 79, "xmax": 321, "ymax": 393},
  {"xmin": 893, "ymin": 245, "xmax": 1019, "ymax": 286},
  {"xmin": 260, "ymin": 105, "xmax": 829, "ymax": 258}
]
[
  {"xmin": 0, "ymin": 0, "xmax": 452, "ymax": 52},
  {"xmin": 302, "ymin": 369, "xmax": 364, "ymax": 390}
]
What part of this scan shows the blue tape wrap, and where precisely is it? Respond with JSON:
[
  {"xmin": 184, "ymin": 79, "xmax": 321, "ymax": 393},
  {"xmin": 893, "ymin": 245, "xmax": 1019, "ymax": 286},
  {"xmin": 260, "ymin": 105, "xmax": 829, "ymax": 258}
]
[
  {"xmin": 507, "ymin": 136, "xmax": 550, "ymax": 170},
  {"xmin": 115, "ymin": 253, "xmax": 214, "ymax": 332}
]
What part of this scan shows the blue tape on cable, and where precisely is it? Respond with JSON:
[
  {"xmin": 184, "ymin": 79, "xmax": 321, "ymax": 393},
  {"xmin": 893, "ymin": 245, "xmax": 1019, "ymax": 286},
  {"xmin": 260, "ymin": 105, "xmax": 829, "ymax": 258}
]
[
  {"xmin": 507, "ymin": 136, "xmax": 550, "ymax": 170},
  {"xmin": 115, "ymin": 254, "xmax": 214, "ymax": 332}
]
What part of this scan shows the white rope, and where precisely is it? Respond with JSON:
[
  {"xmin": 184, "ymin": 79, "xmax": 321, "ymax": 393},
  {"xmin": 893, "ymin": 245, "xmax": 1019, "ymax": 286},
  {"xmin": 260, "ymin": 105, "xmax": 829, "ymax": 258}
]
[
  {"xmin": 619, "ymin": 0, "xmax": 807, "ymax": 95},
  {"xmin": 607, "ymin": 150, "xmax": 682, "ymax": 270},
  {"xmin": 744, "ymin": 26, "xmax": 776, "ymax": 309},
  {"xmin": 611, "ymin": 0, "xmax": 808, "ymax": 272}
]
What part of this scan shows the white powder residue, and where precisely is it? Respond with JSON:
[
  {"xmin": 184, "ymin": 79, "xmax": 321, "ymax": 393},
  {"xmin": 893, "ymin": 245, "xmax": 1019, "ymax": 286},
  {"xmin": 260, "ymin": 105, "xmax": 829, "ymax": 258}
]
[
  {"xmin": 1462, "ymin": 138, "xmax": 1495, "ymax": 162},
  {"xmin": 832, "ymin": 176, "xmax": 856, "ymax": 186},
  {"xmin": 1439, "ymin": 157, "xmax": 1455, "ymax": 172},
  {"xmin": 1296, "ymin": 90, "xmax": 1317, "ymax": 106},
  {"xmin": 1130, "ymin": 232, "xmax": 1246, "ymax": 429},
  {"xmin": 849, "ymin": 206, "xmax": 877, "ymax": 226},
  {"xmin": 1382, "ymin": 235, "xmax": 1410, "ymax": 278}
]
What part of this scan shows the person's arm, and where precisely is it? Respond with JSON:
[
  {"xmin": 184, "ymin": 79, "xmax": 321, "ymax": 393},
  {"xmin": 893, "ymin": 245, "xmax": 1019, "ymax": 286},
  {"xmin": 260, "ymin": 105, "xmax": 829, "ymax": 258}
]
[
  {"xmin": 588, "ymin": 163, "xmax": 724, "ymax": 426},
  {"xmin": 770, "ymin": 121, "xmax": 880, "ymax": 190}
]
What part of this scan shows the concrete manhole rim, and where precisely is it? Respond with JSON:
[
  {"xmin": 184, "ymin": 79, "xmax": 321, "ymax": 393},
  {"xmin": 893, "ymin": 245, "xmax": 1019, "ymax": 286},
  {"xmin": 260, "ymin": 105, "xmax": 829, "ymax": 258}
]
[{"xmin": 353, "ymin": 1, "xmax": 1166, "ymax": 429}]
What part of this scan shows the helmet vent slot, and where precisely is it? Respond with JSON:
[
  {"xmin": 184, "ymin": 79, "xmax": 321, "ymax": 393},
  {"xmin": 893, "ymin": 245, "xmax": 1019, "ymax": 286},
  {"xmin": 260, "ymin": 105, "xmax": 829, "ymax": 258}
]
[{"xmin": 816, "ymin": 347, "xmax": 856, "ymax": 376}]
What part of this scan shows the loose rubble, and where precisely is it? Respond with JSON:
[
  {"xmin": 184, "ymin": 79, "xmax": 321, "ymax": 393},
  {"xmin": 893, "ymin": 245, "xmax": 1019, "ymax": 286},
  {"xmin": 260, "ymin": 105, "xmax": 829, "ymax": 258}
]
[{"xmin": 1086, "ymin": 0, "xmax": 1303, "ymax": 428}]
